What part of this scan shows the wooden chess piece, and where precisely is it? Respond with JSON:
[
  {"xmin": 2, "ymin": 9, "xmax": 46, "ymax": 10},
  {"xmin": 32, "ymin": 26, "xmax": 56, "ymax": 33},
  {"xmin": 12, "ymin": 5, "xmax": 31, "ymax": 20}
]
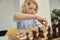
[
  {"xmin": 58, "ymin": 20, "xmax": 60, "ymax": 37},
  {"xmin": 47, "ymin": 26, "xmax": 53, "ymax": 40},
  {"xmin": 38, "ymin": 27, "xmax": 44, "ymax": 38},
  {"xmin": 26, "ymin": 33, "xmax": 30, "ymax": 40},
  {"xmin": 52, "ymin": 26, "xmax": 57, "ymax": 38},
  {"xmin": 32, "ymin": 31, "xmax": 38, "ymax": 40},
  {"xmin": 52, "ymin": 22, "xmax": 57, "ymax": 38},
  {"xmin": 55, "ymin": 28, "xmax": 59, "ymax": 38}
]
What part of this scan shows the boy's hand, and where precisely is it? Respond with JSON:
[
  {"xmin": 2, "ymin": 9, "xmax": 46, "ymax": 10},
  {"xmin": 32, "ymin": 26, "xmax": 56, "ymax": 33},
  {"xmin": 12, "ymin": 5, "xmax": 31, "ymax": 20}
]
[{"xmin": 36, "ymin": 16, "xmax": 48, "ymax": 27}]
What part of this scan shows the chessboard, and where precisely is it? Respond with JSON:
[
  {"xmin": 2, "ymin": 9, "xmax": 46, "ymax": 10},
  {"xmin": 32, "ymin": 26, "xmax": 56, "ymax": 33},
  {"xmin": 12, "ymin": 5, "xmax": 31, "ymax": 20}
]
[
  {"xmin": 8, "ymin": 25, "xmax": 48, "ymax": 40},
  {"xmin": 8, "ymin": 25, "xmax": 60, "ymax": 40}
]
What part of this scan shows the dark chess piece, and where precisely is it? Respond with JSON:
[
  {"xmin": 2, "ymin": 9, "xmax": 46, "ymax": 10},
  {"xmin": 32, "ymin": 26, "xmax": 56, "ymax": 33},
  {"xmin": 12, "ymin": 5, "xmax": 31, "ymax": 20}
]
[
  {"xmin": 25, "ymin": 33, "xmax": 30, "ymax": 40},
  {"xmin": 52, "ymin": 30, "xmax": 57, "ymax": 38},
  {"xmin": 52, "ymin": 28, "xmax": 59, "ymax": 38},
  {"xmin": 32, "ymin": 31, "xmax": 38, "ymax": 40},
  {"xmin": 58, "ymin": 20, "xmax": 60, "ymax": 37},
  {"xmin": 47, "ymin": 26, "xmax": 53, "ymax": 40},
  {"xmin": 55, "ymin": 24, "xmax": 59, "ymax": 38},
  {"xmin": 38, "ymin": 27, "xmax": 44, "ymax": 38},
  {"xmin": 52, "ymin": 23, "xmax": 58, "ymax": 38},
  {"xmin": 55, "ymin": 28, "xmax": 59, "ymax": 38},
  {"xmin": 58, "ymin": 28, "xmax": 60, "ymax": 37},
  {"xmin": 52, "ymin": 27, "xmax": 59, "ymax": 38}
]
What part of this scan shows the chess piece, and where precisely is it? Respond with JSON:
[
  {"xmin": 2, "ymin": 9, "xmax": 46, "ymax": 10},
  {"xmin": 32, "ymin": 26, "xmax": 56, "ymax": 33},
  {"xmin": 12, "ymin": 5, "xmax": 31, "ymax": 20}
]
[
  {"xmin": 26, "ymin": 33, "xmax": 30, "ymax": 40},
  {"xmin": 38, "ymin": 27, "xmax": 44, "ymax": 38},
  {"xmin": 52, "ymin": 23, "xmax": 57, "ymax": 38},
  {"xmin": 32, "ymin": 31, "xmax": 38, "ymax": 40},
  {"xmin": 55, "ymin": 28, "xmax": 59, "ymax": 38},
  {"xmin": 52, "ymin": 27, "xmax": 57, "ymax": 38},
  {"xmin": 47, "ymin": 26, "xmax": 53, "ymax": 40},
  {"xmin": 58, "ymin": 20, "xmax": 60, "ymax": 37}
]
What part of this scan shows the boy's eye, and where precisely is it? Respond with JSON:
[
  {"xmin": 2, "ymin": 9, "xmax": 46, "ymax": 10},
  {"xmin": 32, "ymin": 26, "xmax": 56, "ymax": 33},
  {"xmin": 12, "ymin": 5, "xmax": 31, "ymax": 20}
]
[{"xmin": 29, "ymin": 8, "xmax": 36, "ymax": 10}]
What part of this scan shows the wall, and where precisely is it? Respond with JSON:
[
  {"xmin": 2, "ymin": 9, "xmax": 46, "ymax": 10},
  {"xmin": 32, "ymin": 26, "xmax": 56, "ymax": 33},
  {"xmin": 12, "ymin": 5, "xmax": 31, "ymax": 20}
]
[
  {"xmin": 0, "ymin": 0, "xmax": 20, "ymax": 30},
  {"xmin": 0, "ymin": 0, "xmax": 51, "ymax": 30},
  {"xmin": 49, "ymin": 0, "xmax": 60, "ymax": 11},
  {"xmin": 20, "ymin": 0, "xmax": 51, "ymax": 26},
  {"xmin": 49, "ymin": 0, "xmax": 60, "ymax": 24}
]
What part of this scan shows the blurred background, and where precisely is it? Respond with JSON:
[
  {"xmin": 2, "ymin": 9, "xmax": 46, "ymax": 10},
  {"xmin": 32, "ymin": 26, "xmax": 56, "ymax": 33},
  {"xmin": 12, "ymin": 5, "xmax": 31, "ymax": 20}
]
[{"xmin": 0, "ymin": 0, "xmax": 51, "ymax": 31}]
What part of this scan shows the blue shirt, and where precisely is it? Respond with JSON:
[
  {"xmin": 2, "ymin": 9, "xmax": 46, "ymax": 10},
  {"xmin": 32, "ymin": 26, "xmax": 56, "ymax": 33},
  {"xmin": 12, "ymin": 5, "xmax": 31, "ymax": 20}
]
[{"xmin": 14, "ymin": 19, "xmax": 42, "ymax": 29}]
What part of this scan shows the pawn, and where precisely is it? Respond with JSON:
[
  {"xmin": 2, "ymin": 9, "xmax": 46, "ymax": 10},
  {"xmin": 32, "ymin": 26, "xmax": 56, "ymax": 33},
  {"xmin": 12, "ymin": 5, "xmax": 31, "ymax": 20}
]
[{"xmin": 25, "ymin": 33, "xmax": 30, "ymax": 40}]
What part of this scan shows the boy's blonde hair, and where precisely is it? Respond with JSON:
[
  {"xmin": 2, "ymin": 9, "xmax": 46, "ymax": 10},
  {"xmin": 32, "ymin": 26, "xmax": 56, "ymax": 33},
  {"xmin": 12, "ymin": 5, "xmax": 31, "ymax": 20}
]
[{"xmin": 21, "ymin": 0, "xmax": 38, "ymax": 13}]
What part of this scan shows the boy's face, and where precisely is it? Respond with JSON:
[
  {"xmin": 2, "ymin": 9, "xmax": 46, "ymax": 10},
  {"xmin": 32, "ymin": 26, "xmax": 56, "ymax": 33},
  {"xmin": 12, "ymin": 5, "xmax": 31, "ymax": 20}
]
[{"xmin": 26, "ymin": 3, "xmax": 37, "ymax": 15}]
